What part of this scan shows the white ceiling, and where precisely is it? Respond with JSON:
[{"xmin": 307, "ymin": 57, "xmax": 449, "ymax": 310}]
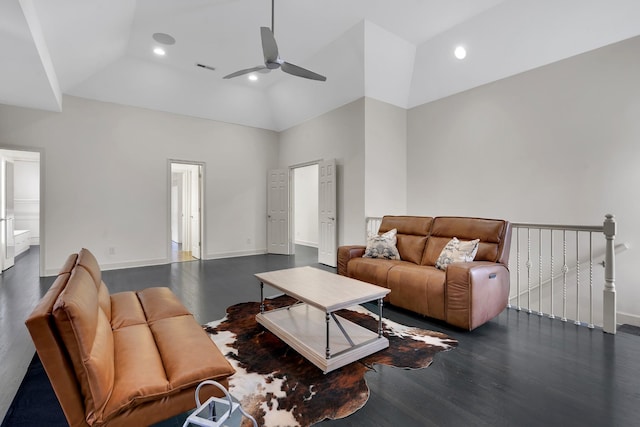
[{"xmin": 2, "ymin": 0, "xmax": 640, "ymax": 131}]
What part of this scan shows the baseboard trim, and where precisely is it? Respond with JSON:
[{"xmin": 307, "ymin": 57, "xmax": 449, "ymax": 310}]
[
  {"xmin": 44, "ymin": 250, "xmax": 272, "ymax": 276},
  {"xmin": 294, "ymin": 240, "xmax": 318, "ymax": 248},
  {"xmin": 617, "ymin": 311, "xmax": 640, "ymax": 327},
  {"xmin": 206, "ymin": 249, "xmax": 267, "ymax": 260},
  {"xmin": 44, "ymin": 257, "xmax": 169, "ymax": 276}
]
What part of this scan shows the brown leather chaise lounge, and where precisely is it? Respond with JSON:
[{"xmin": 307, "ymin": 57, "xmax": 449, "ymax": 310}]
[
  {"xmin": 25, "ymin": 248, "xmax": 235, "ymax": 427},
  {"xmin": 338, "ymin": 216, "xmax": 512, "ymax": 330}
]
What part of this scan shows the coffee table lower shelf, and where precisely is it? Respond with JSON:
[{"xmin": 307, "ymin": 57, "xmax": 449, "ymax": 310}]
[{"xmin": 256, "ymin": 303, "xmax": 388, "ymax": 373}]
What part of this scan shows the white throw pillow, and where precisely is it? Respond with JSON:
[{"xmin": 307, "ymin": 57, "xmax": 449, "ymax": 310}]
[
  {"xmin": 435, "ymin": 237, "xmax": 480, "ymax": 270},
  {"xmin": 363, "ymin": 228, "xmax": 401, "ymax": 260}
]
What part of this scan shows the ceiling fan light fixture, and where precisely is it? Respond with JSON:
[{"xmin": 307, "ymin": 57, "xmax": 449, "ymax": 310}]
[
  {"xmin": 248, "ymin": 74, "xmax": 258, "ymax": 81},
  {"xmin": 153, "ymin": 47, "xmax": 166, "ymax": 56},
  {"xmin": 454, "ymin": 45, "xmax": 467, "ymax": 60}
]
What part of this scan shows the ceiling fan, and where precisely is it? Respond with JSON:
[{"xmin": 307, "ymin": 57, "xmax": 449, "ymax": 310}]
[{"xmin": 223, "ymin": 0, "xmax": 326, "ymax": 81}]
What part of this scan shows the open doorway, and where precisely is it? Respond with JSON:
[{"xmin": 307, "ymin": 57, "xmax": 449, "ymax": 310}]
[
  {"xmin": 267, "ymin": 159, "xmax": 336, "ymax": 266},
  {"xmin": 170, "ymin": 162, "xmax": 203, "ymax": 263},
  {"xmin": 0, "ymin": 149, "xmax": 41, "ymax": 274},
  {"xmin": 292, "ymin": 164, "xmax": 319, "ymax": 261}
]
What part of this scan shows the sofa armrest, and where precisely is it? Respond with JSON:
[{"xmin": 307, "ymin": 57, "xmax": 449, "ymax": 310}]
[
  {"xmin": 445, "ymin": 262, "xmax": 510, "ymax": 330},
  {"xmin": 337, "ymin": 245, "xmax": 366, "ymax": 276}
]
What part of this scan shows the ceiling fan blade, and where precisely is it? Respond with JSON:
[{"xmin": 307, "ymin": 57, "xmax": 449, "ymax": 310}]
[
  {"xmin": 261, "ymin": 27, "xmax": 279, "ymax": 63},
  {"xmin": 281, "ymin": 62, "xmax": 327, "ymax": 82},
  {"xmin": 223, "ymin": 66, "xmax": 267, "ymax": 79}
]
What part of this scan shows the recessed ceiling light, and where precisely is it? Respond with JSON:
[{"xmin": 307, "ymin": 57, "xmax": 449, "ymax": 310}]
[
  {"xmin": 248, "ymin": 74, "xmax": 258, "ymax": 81},
  {"xmin": 152, "ymin": 32, "xmax": 176, "ymax": 45},
  {"xmin": 454, "ymin": 46, "xmax": 467, "ymax": 60},
  {"xmin": 154, "ymin": 47, "xmax": 166, "ymax": 56}
]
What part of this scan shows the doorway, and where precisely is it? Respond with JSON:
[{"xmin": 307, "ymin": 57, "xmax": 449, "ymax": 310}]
[
  {"xmin": 170, "ymin": 162, "xmax": 203, "ymax": 263},
  {"xmin": 0, "ymin": 149, "xmax": 41, "ymax": 274},
  {"xmin": 267, "ymin": 159, "xmax": 336, "ymax": 266},
  {"xmin": 292, "ymin": 164, "xmax": 319, "ymax": 260}
]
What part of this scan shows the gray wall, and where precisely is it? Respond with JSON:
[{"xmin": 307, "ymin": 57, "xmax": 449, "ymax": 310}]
[
  {"xmin": 364, "ymin": 97, "xmax": 407, "ymax": 217},
  {"xmin": 0, "ymin": 95, "xmax": 279, "ymax": 274},
  {"xmin": 407, "ymin": 35, "xmax": 640, "ymax": 324},
  {"xmin": 278, "ymin": 99, "xmax": 366, "ymax": 246}
]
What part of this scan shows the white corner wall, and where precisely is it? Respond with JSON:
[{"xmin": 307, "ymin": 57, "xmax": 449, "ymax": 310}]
[
  {"xmin": 364, "ymin": 98, "xmax": 407, "ymax": 217},
  {"xmin": 278, "ymin": 99, "xmax": 366, "ymax": 246},
  {"xmin": 0, "ymin": 95, "xmax": 278, "ymax": 274},
  {"xmin": 407, "ymin": 35, "xmax": 640, "ymax": 324}
]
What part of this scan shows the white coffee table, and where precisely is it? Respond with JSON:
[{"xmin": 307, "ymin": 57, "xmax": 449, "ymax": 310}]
[{"xmin": 255, "ymin": 266, "xmax": 390, "ymax": 373}]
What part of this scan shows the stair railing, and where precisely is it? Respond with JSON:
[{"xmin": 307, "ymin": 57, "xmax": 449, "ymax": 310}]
[{"xmin": 510, "ymin": 214, "xmax": 617, "ymax": 333}]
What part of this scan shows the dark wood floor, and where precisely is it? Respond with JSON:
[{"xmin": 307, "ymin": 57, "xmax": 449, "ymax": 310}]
[{"xmin": 2, "ymin": 246, "xmax": 640, "ymax": 426}]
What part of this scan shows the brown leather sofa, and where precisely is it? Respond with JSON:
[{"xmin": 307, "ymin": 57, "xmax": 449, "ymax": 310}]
[
  {"xmin": 25, "ymin": 248, "xmax": 235, "ymax": 427},
  {"xmin": 338, "ymin": 216, "xmax": 512, "ymax": 330}
]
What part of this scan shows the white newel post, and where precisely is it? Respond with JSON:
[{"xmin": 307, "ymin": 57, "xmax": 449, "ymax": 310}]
[{"xmin": 603, "ymin": 214, "xmax": 617, "ymax": 334}]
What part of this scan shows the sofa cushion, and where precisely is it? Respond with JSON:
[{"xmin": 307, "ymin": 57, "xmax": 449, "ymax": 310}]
[
  {"xmin": 76, "ymin": 248, "xmax": 112, "ymax": 321},
  {"xmin": 435, "ymin": 237, "xmax": 480, "ymax": 270},
  {"xmin": 110, "ymin": 291, "xmax": 148, "ymax": 329},
  {"xmin": 137, "ymin": 287, "xmax": 192, "ymax": 323},
  {"xmin": 379, "ymin": 216, "xmax": 432, "ymax": 264},
  {"xmin": 150, "ymin": 315, "xmax": 237, "ymax": 388},
  {"xmin": 105, "ymin": 324, "xmax": 170, "ymax": 422},
  {"xmin": 386, "ymin": 264, "xmax": 446, "ymax": 320},
  {"xmin": 422, "ymin": 217, "xmax": 507, "ymax": 266},
  {"xmin": 346, "ymin": 257, "xmax": 403, "ymax": 287},
  {"xmin": 53, "ymin": 267, "xmax": 115, "ymax": 424},
  {"xmin": 363, "ymin": 228, "xmax": 401, "ymax": 260}
]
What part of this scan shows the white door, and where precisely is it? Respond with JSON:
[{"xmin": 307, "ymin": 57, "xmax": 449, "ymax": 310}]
[
  {"xmin": 1, "ymin": 159, "xmax": 15, "ymax": 271},
  {"xmin": 267, "ymin": 169, "xmax": 290, "ymax": 255},
  {"xmin": 190, "ymin": 166, "xmax": 201, "ymax": 259},
  {"xmin": 318, "ymin": 159, "xmax": 337, "ymax": 266}
]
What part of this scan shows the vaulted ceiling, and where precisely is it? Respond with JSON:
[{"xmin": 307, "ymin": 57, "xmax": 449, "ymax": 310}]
[{"xmin": 2, "ymin": 0, "xmax": 640, "ymax": 131}]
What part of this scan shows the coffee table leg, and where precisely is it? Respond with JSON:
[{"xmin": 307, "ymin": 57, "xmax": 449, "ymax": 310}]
[
  {"xmin": 260, "ymin": 282, "xmax": 265, "ymax": 314},
  {"xmin": 378, "ymin": 298, "xmax": 384, "ymax": 338},
  {"xmin": 325, "ymin": 312, "xmax": 331, "ymax": 359}
]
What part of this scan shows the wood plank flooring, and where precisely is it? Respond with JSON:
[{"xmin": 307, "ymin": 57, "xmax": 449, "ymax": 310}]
[{"xmin": 2, "ymin": 246, "xmax": 640, "ymax": 426}]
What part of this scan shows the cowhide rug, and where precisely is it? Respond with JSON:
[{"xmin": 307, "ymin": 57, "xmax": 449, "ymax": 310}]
[{"xmin": 204, "ymin": 296, "xmax": 457, "ymax": 427}]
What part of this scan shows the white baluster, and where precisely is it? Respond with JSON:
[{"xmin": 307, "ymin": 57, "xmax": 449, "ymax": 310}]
[
  {"xmin": 527, "ymin": 228, "xmax": 532, "ymax": 314},
  {"xmin": 575, "ymin": 232, "xmax": 581, "ymax": 326},
  {"xmin": 516, "ymin": 228, "xmax": 521, "ymax": 311},
  {"xmin": 538, "ymin": 228, "xmax": 543, "ymax": 316},
  {"xmin": 549, "ymin": 230, "xmax": 555, "ymax": 319},
  {"xmin": 562, "ymin": 230, "xmax": 568, "ymax": 322},
  {"xmin": 589, "ymin": 232, "xmax": 594, "ymax": 329}
]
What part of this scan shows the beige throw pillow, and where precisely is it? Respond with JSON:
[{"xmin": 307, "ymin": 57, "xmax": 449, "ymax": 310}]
[
  {"xmin": 435, "ymin": 237, "xmax": 480, "ymax": 270},
  {"xmin": 363, "ymin": 228, "xmax": 401, "ymax": 260}
]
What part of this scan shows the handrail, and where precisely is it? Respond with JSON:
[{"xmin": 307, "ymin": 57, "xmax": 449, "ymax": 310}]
[{"xmin": 511, "ymin": 223, "xmax": 604, "ymax": 232}]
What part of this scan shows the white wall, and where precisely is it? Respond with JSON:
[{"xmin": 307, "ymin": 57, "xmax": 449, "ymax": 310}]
[
  {"xmin": 0, "ymin": 95, "xmax": 278, "ymax": 274},
  {"xmin": 279, "ymin": 99, "xmax": 366, "ymax": 246},
  {"xmin": 293, "ymin": 164, "xmax": 318, "ymax": 247},
  {"xmin": 407, "ymin": 36, "xmax": 640, "ymax": 324},
  {"xmin": 364, "ymin": 98, "xmax": 407, "ymax": 217}
]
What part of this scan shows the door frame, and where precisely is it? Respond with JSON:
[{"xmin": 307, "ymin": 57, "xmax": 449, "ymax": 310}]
[
  {"xmin": 0, "ymin": 145, "xmax": 44, "ymax": 277},
  {"xmin": 168, "ymin": 160, "xmax": 205, "ymax": 261}
]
